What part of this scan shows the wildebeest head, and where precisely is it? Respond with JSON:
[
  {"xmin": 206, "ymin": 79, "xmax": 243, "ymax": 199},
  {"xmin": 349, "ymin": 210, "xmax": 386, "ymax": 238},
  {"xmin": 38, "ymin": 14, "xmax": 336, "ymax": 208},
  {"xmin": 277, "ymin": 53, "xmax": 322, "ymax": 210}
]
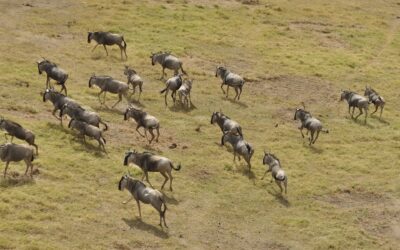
[
  {"xmin": 87, "ymin": 32, "xmax": 93, "ymax": 43},
  {"xmin": 210, "ymin": 112, "xmax": 218, "ymax": 124},
  {"xmin": 215, "ymin": 66, "xmax": 226, "ymax": 78},
  {"xmin": 150, "ymin": 52, "xmax": 156, "ymax": 65},
  {"xmin": 340, "ymin": 90, "xmax": 352, "ymax": 101},
  {"xmin": 42, "ymin": 88, "xmax": 52, "ymax": 102},
  {"xmin": 263, "ymin": 151, "xmax": 274, "ymax": 166},
  {"xmin": 294, "ymin": 108, "xmax": 309, "ymax": 121},
  {"xmin": 68, "ymin": 119, "xmax": 75, "ymax": 129},
  {"xmin": 118, "ymin": 174, "xmax": 129, "ymax": 191},
  {"xmin": 88, "ymin": 75, "xmax": 96, "ymax": 88},
  {"xmin": 364, "ymin": 86, "xmax": 375, "ymax": 97},
  {"xmin": 124, "ymin": 150, "xmax": 134, "ymax": 166},
  {"xmin": 124, "ymin": 65, "xmax": 136, "ymax": 76}
]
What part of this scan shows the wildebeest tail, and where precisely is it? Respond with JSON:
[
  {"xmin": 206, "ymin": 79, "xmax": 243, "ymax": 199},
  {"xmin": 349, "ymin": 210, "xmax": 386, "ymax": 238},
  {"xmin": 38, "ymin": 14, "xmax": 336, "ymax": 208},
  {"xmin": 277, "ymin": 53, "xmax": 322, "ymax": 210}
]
[
  {"xmin": 246, "ymin": 143, "xmax": 254, "ymax": 156},
  {"xmin": 101, "ymin": 136, "xmax": 106, "ymax": 144},
  {"xmin": 100, "ymin": 120, "xmax": 108, "ymax": 131},
  {"xmin": 237, "ymin": 127, "xmax": 243, "ymax": 137},
  {"xmin": 180, "ymin": 63, "xmax": 187, "ymax": 75},
  {"xmin": 31, "ymin": 154, "xmax": 35, "ymax": 162},
  {"xmin": 160, "ymin": 82, "xmax": 170, "ymax": 94},
  {"xmin": 170, "ymin": 162, "xmax": 181, "ymax": 171}
]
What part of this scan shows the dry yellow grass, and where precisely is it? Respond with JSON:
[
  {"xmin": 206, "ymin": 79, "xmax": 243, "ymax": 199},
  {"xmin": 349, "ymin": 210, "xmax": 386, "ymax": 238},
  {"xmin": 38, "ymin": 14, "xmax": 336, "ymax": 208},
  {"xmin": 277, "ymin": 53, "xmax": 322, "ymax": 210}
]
[{"xmin": 0, "ymin": 0, "xmax": 399, "ymax": 249}]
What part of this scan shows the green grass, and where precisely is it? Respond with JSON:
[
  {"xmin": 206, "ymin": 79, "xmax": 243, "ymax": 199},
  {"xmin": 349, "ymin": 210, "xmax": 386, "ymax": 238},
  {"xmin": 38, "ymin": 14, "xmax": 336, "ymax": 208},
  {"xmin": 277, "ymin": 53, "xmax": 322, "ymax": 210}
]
[{"xmin": 0, "ymin": 0, "xmax": 399, "ymax": 249}]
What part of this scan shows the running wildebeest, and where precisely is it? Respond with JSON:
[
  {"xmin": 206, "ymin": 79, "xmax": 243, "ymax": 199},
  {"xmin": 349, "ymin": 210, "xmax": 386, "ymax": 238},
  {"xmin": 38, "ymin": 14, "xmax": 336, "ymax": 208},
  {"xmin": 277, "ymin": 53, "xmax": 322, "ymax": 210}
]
[
  {"xmin": 215, "ymin": 66, "xmax": 245, "ymax": 101},
  {"xmin": 150, "ymin": 51, "xmax": 187, "ymax": 79},
  {"xmin": 160, "ymin": 74, "xmax": 183, "ymax": 107},
  {"xmin": 221, "ymin": 131, "xmax": 254, "ymax": 171},
  {"xmin": 68, "ymin": 119, "xmax": 106, "ymax": 152},
  {"xmin": 118, "ymin": 174, "xmax": 168, "ymax": 227},
  {"xmin": 177, "ymin": 79, "xmax": 193, "ymax": 108},
  {"xmin": 211, "ymin": 111, "xmax": 243, "ymax": 142},
  {"xmin": 0, "ymin": 143, "xmax": 35, "ymax": 178},
  {"xmin": 364, "ymin": 86, "xmax": 385, "ymax": 119},
  {"xmin": 0, "ymin": 117, "xmax": 39, "ymax": 155},
  {"xmin": 294, "ymin": 104, "xmax": 329, "ymax": 145},
  {"xmin": 88, "ymin": 74, "xmax": 130, "ymax": 108},
  {"xmin": 37, "ymin": 59, "xmax": 69, "ymax": 95},
  {"xmin": 124, "ymin": 66, "xmax": 143, "ymax": 101},
  {"xmin": 340, "ymin": 90, "xmax": 369, "ymax": 124},
  {"xmin": 123, "ymin": 150, "xmax": 181, "ymax": 191},
  {"xmin": 60, "ymin": 103, "xmax": 108, "ymax": 131},
  {"xmin": 124, "ymin": 106, "xmax": 160, "ymax": 144},
  {"xmin": 87, "ymin": 31, "xmax": 127, "ymax": 60},
  {"xmin": 262, "ymin": 151, "xmax": 287, "ymax": 194},
  {"xmin": 42, "ymin": 88, "xmax": 81, "ymax": 123}
]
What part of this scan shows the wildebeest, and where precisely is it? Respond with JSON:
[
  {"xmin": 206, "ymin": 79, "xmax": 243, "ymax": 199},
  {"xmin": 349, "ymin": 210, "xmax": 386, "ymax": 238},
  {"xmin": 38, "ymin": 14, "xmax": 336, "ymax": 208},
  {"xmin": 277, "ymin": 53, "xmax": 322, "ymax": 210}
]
[
  {"xmin": 42, "ymin": 88, "xmax": 81, "ymax": 123},
  {"xmin": 37, "ymin": 59, "xmax": 69, "ymax": 95},
  {"xmin": 340, "ymin": 90, "xmax": 369, "ymax": 124},
  {"xmin": 87, "ymin": 31, "xmax": 127, "ymax": 60},
  {"xmin": 118, "ymin": 174, "xmax": 168, "ymax": 227},
  {"xmin": 123, "ymin": 150, "xmax": 181, "ymax": 191},
  {"xmin": 215, "ymin": 66, "xmax": 245, "ymax": 101},
  {"xmin": 177, "ymin": 79, "xmax": 193, "ymax": 108},
  {"xmin": 221, "ymin": 132, "xmax": 254, "ymax": 171},
  {"xmin": 364, "ymin": 86, "xmax": 385, "ymax": 119},
  {"xmin": 211, "ymin": 112, "xmax": 243, "ymax": 141},
  {"xmin": 262, "ymin": 151, "xmax": 287, "ymax": 194},
  {"xmin": 0, "ymin": 118, "xmax": 38, "ymax": 155},
  {"xmin": 0, "ymin": 143, "xmax": 35, "ymax": 178},
  {"xmin": 88, "ymin": 75, "xmax": 130, "ymax": 108},
  {"xmin": 160, "ymin": 74, "xmax": 183, "ymax": 107},
  {"xmin": 294, "ymin": 104, "xmax": 329, "ymax": 145},
  {"xmin": 150, "ymin": 51, "xmax": 187, "ymax": 79},
  {"xmin": 68, "ymin": 119, "xmax": 106, "ymax": 152},
  {"xmin": 60, "ymin": 103, "xmax": 108, "ymax": 131},
  {"xmin": 124, "ymin": 106, "xmax": 160, "ymax": 144},
  {"xmin": 124, "ymin": 66, "xmax": 143, "ymax": 101}
]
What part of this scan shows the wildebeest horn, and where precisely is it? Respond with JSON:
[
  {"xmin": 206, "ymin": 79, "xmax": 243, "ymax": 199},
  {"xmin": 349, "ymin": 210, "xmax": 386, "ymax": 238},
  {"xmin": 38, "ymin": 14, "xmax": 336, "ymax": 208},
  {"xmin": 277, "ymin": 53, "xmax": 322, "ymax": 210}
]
[{"xmin": 301, "ymin": 102, "xmax": 305, "ymax": 110}]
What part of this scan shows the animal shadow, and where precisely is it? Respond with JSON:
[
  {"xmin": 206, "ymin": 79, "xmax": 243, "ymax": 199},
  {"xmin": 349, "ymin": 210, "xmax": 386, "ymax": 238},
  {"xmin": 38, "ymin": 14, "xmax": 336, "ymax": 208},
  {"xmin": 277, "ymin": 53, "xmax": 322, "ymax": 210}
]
[
  {"xmin": 167, "ymin": 102, "xmax": 197, "ymax": 113},
  {"xmin": 69, "ymin": 137, "xmax": 107, "ymax": 157},
  {"xmin": 267, "ymin": 189, "xmax": 290, "ymax": 207},
  {"xmin": 162, "ymin": 193, "xmax": 180, "ymax": 205},
  {"xmin": 122, "ymin": 218, "xmax": 169, "ymax": 239},
  {"xmin": 222, "ymin": 97, "xmax": 248, "ymax": 108},
  {"xmin": 371, "ymin": 115, "xmax": 390, "ymax": 125},
  {"xmin": 303, "ymin": 143, "xmax": 324, "ymax": 154},
  {"xmin": 0, "ymin": 174, "xmax": 35, "ymax": 187}
]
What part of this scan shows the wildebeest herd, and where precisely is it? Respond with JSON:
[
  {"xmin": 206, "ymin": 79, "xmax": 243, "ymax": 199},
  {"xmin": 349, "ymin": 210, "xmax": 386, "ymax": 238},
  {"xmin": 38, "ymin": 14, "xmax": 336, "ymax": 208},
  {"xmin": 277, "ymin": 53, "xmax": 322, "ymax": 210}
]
[{"xmin": 0, "ymin": 31, "xmax": 387, "ymax": 228}]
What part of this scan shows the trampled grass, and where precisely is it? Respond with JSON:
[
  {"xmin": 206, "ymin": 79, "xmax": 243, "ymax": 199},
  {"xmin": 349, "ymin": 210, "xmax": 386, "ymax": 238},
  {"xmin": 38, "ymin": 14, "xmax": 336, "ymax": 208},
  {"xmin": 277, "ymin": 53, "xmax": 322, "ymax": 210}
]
[{"xmin": 0, "ymin": 0, "xmax": 399, "ymax": 249}]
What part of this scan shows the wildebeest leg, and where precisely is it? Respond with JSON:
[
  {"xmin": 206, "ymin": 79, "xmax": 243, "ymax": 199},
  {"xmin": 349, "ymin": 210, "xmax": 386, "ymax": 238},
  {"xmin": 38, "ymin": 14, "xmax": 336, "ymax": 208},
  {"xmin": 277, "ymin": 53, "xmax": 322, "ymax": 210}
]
[
  {"xmin": 103, "ymin": 45, "xmax": 109, "ymax": 56},
  {"xmin": 112, "ymin": 93, "xmax": 122, "ymax": 108},
  {"xmin": 52, "ymin": 108, "xmax": 61, "ymax": 121},
  {"xmin": 46, "ymin": 76, "xmax": 51, "ymax": 89},
  {"xmin": 9, "ymin": 135, "xmax": 14, "ymax": 143},
  {"xmin": 261, "ymin": 169, "xmax": 270, "ymax": 180},
  {"xmin": 91, "ymin": 44, "xmax": 99, "ymax": 52},
  {"xmin": 276, "ymin": 180, "xmax": 283, "ymax": 193},
  {"xmin": 313, "ymin": 131, "xmax": 320, "ymax": 144},
  {"xmin": 233, "ymin": 88, "xmax": 239, "ymax": 101},
  {"xmin": 351, "ymin": 106, "xmax": 356, "ymax": 118},
  {"xmin": 97, "ymin": 90, "xmax": 105, "ymax": 104},
  {"xmin": 155, "ymin": 127, "xmax": 160, "ymax": 142},
  {"xmin": 164, "ymin": 89, "xmax": 169, "ymax": 106},
  {"xmin": 309, "ymin": 130, "xmax": 315, "ymax": 145},
  {"xmin": 3, "ymin": 161, "xmax": 10, "ymax": 178},
  {"xmin": 354, "ymin": 107, "xmax": 363, "ymax": 120},
  {"xmin": 379, "ymin": 106, "xmax": 383, "ymax": 119},
  {"xmin": 118, "ymin": 45, "xmax": 124, "ymax": 60},
  {"xmin": 160, "ymin": 171, "xmax": 169, "ymax": 190},
  {"xmin": 138, "ymin": 83, "xmax": 142, "ymax": 101},
  {"xmin": 144, "ymin": 171, "xmax": 153, "ymax": 188},
  {"xmin": 122, "ymin": 197, "xmax": 133, "ymax": 204},
  {"xmin": 226, "ymin": 86, "xmax": 230, "ymax": 98},
  {"xmin": 238, "ymin": 85, "xmax": 243, "ymax": 100},
  {"xmin": 136, "ymin": 200, "xmax": 142, "ymax": 218},
  {"xmin": 136, "ymin": 125, "xmax": 145, "ymax": 137},
  {"xmin": 220, "ymin": 83, "xmax": 226, "ymax": 94},
  {"xmin": 298, "ymin": 126, "xmax": 305, "ymax": 138},
  {"xmin": 148, "ymin": 129, "xmax": 155, "ymax": 144},
  {"xmin": 167, "ymin": 171, "xmax": 173, "ymax": 191},
  {"xmin": 246, "ymin": 158, "xmax": 251, "ymax": 171},
  {"xmin": 60, "ymin": 84, "xmax": 67, "ymax": 96},
  {"xmin": 371, "ymin": 105, "xmax": 378, "ymax": 115},
  {"xmin": 160, "ymin": 68, "xmax": 165, "ymax": 80}
]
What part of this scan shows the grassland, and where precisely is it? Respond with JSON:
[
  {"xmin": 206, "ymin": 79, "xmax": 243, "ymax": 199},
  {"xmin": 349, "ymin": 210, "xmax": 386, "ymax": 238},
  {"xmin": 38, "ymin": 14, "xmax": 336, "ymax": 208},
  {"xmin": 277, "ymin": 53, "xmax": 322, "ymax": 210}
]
[{"xmin": 0, "ymin": 0, "xmax": 399, "ymax": 249}]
